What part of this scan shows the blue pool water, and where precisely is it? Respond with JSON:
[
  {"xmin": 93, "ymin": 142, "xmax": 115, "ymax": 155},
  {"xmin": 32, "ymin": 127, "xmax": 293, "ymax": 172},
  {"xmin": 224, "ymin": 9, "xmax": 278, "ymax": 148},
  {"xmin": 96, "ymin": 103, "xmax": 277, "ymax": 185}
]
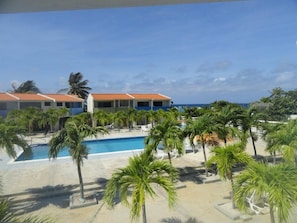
[{"xmin": 16, "ymin": 136, "xmax": 146, "ymax": 161}]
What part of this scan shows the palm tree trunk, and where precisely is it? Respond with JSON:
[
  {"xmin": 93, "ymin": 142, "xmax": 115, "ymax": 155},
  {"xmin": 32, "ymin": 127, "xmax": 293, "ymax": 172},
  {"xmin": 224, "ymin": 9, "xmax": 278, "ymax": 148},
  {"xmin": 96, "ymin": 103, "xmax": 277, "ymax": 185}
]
[
  {"xmin": 77, "ymin": 162, "xmax": 85, "ymax": 201},
  {"xmin": 168, "ymin": 152, "xmax": 172, "ymax": 165},
  {"xmin": 142, "ymin": 204, "xmax": 147, "ymax": 223},
  {"xmin": 202, "ymin": 143, "xmax": 208, "ymax": 177},
  {"xmin": 249, "ymin": 128, "xmax": 257, "ymax": 157},
  {"xmin": 230, "ymin": 173, "xmax": 235, "ymax": 209},
  {"xmin": 269, "ymin": 206, "xmax": 275, "ymax": 223}
]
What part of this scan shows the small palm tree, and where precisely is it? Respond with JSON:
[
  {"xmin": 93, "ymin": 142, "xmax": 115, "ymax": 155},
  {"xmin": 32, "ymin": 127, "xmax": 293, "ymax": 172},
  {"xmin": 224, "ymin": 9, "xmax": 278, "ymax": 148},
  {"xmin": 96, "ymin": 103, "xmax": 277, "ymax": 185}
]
[
  {"xmin": 207, "ymin": 143, "xmax": 252, "ymax": 208},
  {"xmin": 104, "ymin": 148, "xmax": 178, "ymax": 223},
  {"xmin": 0, "ymin": 118, "xmax": 28, "ymax": 158},
  {"xmin": 145, "ymin": 119, "xmax": 184, "ymax": 165},
  {"xmin": 49, "ymin": 120, "xmax": 107, "ymax": 200},
  {"xmin": 234, "ymin": 162, "xmax": 297, "ymax": 223}
]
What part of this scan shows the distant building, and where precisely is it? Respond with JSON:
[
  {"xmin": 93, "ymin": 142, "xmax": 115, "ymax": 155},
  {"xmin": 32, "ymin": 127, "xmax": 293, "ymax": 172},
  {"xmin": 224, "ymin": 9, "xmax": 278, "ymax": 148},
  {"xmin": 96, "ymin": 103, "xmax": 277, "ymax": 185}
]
[
  {"xmin": 87, "ymin": 93, "xmax": 171, "ymax": 113},
  {"xmin": 0, "ymin": 93, "xmax": 84, "ymax": 117}
]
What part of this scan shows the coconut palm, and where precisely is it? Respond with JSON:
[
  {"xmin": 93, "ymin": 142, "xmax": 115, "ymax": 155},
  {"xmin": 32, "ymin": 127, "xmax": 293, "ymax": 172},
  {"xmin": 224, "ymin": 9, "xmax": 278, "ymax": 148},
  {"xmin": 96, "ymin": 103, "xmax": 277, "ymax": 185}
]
[
  {"xmin": 183, "ymin": 114, "xmax": 217, "ymax": 176},
  {"xmin": 10, "ymin": 80, "xmax": 41, "ymax": 93},
  {"xmin": 0, "ymin": 118, "xmax": 28, "ymax": 158},
  {"xmin": 63, "ymin": 72, "xmax": 92, "ymax": 100},
  {"xmin": 234, "ymin": 162, "xmax": 297, "ymax": 223},
  {"xmin": 49, "ymin": 120, "xmax": 107, "ymax": 200},
  {"xmin": 145, "ymin": 119, "xmax": 184, "ymax": 165},
  {"xmin": 206, "ymin": 143, "xmax": 252, "ymax": 208},
  {"xmin": 103, "ymin": 148, "xmax": 178, "ymax": 223}
]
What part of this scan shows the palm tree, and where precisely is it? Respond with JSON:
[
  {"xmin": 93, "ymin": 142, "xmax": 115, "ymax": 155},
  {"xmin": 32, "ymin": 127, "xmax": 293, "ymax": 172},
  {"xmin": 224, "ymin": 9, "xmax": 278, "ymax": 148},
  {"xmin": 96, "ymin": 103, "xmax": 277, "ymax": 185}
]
[
  {"xmin": 49, "ymin": 120, "xmax": 107, "ymax": 200},
  {"xmin": 211, "ymin": 104, "xmax": 242, "ymax": 145},
  {"xmin": 103, "ymin": 148, "xmax": 178, "ymax": 223},
  {"xmin": 183, "ymin": 114, "xmax": 217, "ymax": 176},
  {"xmin": 0, "ymin": 118, "xmax": 28, "ymax": 158},
  {"xmin": 234, "ymin": 162, "xmax": 297, "ymax": 223},
  {"xmin": 66, "ymin": 72, "xmax": 92, "ymax": 100},
  {"xmin": 125, "ymin": 108, "xmax": 137, "ymax": 131},
  {"xmin": 10, "ymin": 80, "xmax": 41, "ymax": 93},
  {"xmin": 92, "ymin": 109, "xmax": 111, "ymax": 127},
  {"xmin": 145, "ymin": 119, "xmax": 184, "ymax": 165},
  {"xmin": 265, "ymin": 119, "xmax": 297, "ymax": 165},
  {"xmin": 239, "ymin": 106, "xmax": 268, "ymax": 158},
  {"xmin": 206, "ymin": 143, "xmax": 252, "ymax": 208}
]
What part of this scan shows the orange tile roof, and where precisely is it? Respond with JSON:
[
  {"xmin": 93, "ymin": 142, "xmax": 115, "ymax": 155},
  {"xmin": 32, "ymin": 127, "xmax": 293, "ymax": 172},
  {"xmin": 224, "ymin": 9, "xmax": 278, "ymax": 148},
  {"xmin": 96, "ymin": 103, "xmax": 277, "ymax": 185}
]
[
  {"xmin": 42, "ymin": 94, "xmax": 84, "ymax": 102},
  {"xmin": 91, "ymin": 93, "xmax": 133, "ymax": 101},
  {"xmin": 0, "ymin": 93, "xmax": 18, "ymax": 101},
  {"xmin": 91, "ymin": 93, "xmax": 171, "ymax": 101},
  {"xmin": 129, "ymin": 93, "xmax": 171, "ymax": 100},
  {"xmin": 9, "ymin": 93, "xmax": 51, "ymax": 101}
]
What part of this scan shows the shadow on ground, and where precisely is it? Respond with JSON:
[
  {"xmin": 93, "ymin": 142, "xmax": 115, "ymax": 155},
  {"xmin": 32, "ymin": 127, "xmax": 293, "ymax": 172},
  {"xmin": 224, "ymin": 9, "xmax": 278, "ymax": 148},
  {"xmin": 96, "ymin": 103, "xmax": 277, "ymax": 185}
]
[{"xmin": 9, "ymin": 178, "xmax": 108, "ymax": 216}]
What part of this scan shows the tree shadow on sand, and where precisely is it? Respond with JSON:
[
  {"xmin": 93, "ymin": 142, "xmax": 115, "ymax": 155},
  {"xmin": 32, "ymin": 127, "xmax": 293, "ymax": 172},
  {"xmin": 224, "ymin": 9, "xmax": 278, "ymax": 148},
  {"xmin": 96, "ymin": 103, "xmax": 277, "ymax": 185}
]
[
  {"xmin": 8, "ymin": 178, "xmax": 108, "ymax": 216},
  {"xmin": 161, "ymin": 217, "xmax": 202, "ymax": 223}
]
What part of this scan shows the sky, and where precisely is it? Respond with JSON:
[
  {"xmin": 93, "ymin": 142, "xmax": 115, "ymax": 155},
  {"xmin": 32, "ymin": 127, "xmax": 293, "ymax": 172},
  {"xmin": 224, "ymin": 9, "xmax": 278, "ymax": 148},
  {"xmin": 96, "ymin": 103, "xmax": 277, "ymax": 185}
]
[{"xmin": 0, "ymin": 0, "xmax": 297, "ymax": 104}]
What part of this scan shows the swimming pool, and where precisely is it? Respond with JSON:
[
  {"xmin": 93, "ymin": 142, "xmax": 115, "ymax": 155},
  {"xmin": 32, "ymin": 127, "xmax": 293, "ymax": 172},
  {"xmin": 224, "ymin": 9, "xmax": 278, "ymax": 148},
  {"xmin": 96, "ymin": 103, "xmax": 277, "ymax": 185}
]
[{"xmin": 16, "ymin": 136, "xmax": 146, "ymax": 161}]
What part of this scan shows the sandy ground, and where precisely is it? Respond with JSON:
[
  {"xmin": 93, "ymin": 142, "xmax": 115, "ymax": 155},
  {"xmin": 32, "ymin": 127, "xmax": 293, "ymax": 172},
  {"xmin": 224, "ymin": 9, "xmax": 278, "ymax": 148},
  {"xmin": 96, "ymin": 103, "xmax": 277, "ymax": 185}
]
[{"xmin": 0, "ymin": 130, "xmax": 294, "ymax": 223}]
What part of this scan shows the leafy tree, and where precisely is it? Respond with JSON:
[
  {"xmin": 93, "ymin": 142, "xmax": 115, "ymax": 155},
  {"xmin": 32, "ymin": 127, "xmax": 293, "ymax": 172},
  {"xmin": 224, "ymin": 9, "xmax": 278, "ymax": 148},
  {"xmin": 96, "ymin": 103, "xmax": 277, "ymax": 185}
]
[
  {"xmin": 49, "ymin": 120, "xmax": 107, "ymax": 200},
  {"xmin": 10, "ymin": 80, "xmax": 41, "ymax": 93},
  {"xmin": 234, "ymin": 162, "xmax": 297, "ymax": 223},
  {"xmin": 103, "ymin": 148, "xmax": 178, "ymax": 223},
  {"xmin": 0, "ymin": 118, "xmax": 28, "ymax": 158},
  {"xmin": 61, "ymin": 72, "xmax": 92, "ymax": 100},
  {"xmin": 145, "ymin": 119, "xmax": 184, "ymax": 165},
  {"xmin": 207, "ymin": 143, "xmax": 252, "ymax": 208}
]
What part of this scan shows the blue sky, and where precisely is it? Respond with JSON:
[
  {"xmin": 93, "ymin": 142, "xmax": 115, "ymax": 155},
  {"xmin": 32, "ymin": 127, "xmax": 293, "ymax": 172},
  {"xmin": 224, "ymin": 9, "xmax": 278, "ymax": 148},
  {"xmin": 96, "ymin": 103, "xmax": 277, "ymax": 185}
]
[{"xmin": 0, "ymin": 0, "xmax": 297, "ymax": 104}]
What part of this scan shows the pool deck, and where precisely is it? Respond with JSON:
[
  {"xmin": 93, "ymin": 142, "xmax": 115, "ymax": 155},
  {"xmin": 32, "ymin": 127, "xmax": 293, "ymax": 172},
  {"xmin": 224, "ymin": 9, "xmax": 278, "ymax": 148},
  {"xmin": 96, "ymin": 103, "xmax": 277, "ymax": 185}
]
[{"xmin": 1, "ymin": 129, "xmax": 297, "ymax": 223}]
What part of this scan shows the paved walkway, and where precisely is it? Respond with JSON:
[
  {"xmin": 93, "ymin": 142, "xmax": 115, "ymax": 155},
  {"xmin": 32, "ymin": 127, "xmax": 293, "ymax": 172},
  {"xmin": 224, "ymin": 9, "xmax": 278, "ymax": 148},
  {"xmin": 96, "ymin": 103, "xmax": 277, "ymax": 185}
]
[{"xmin": 0, "ymin": 130, "xmax": 295, "ymax": 223}]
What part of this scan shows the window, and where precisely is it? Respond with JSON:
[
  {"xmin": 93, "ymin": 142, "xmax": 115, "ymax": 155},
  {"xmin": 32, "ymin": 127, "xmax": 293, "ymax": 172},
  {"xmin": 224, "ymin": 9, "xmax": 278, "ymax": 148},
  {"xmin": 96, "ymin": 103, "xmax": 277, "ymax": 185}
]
[
  {"xmin": 153, "ymin": 101, "xmax": 162, "ymax": 106},
  {"xmin": 97, "ymin": 101, "xmax": 112, "ymax": 108},
  {"xmin": 137, "ymin": 101, "xmax": 149, "ymax": 107},
  {"xmin": 120, "ymin": 100, "xmax": 129, "ymax": 107},
  {"xmin": 44, "ymin": 102, "xmax": 51, "ymax": 106},
  {"xmin": 0, "ymin": 103, "xmax": 7, "ymax": 110},
  {"xmin": 57, "ymin": 102, "xmax": 63, "ymax": 106}
]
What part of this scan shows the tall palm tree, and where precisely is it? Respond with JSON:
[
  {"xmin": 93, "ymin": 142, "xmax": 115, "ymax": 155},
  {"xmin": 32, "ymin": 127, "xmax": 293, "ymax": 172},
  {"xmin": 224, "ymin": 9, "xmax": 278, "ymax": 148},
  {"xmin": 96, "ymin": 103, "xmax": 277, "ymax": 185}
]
[
  {"xmin": 239, "ymin": 106, "xmax": 268, "ymax": 158},
  {"xmin": 125, "ymin": 108, "xmax": 137, "ymax": 131},
  {"xmin": 67, "ymin": 72, "xmax": 91, "ymax": 100},
  {"xmin": 49, "ymin": 120, "xmax": 107, "ymax": 200},
  {"xmin": 234, "ymin": 162, "xmax": 297, "ymax": 223},
  {"xmin": 0, "ymin": 118, "xmax": 28, "ymax": 158},
  {"xmin": 183, "ymin": 114, "xmax": 217, "ymax": 176},
  {"xmin": 145, "ymin": 119, "xmax": 184, "ymax": 165},
  {"xmin": 206, "ymin": 143, "xmax": 252, "ymax": 208},
  {"xmin": 10, "ymin": 80, "xmax": 41, "ymax": 93},
  {"xmin": 103, "ymin": 148, "xmax": 178, "ymax": 223}
]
